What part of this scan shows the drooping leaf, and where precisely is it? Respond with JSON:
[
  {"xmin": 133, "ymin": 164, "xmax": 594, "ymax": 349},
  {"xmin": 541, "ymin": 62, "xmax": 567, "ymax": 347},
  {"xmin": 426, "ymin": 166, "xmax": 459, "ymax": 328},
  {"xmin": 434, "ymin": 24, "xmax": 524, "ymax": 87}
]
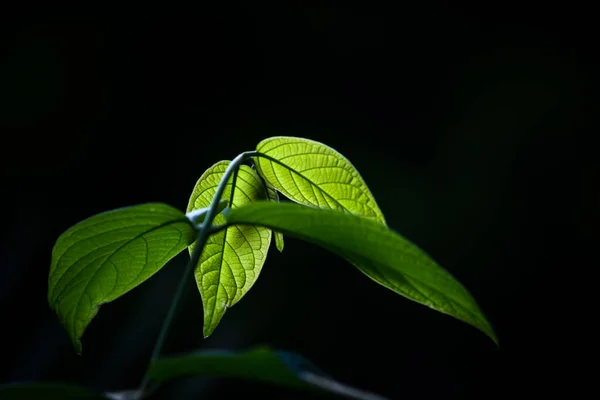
[
  {"xmin": 266, "ymin": 184, "xmax": 284, "ymax": 252},
  {"xmin": 149, "ymin": 346, "xmax": 389, "ymax": 400},
  {"xmin": 254, "ymin": 136, "xmax": 386, "ymax": 224},
  {"xmin": 225, "ymin": 202, "xmax": 498, "ymax": 345},
  {"xmin": 187, "ymin": 161, "xmax": 271, "ymax": 337},
  {"xmin": 48, "ymin": 203, "xmax": 196, "ymax": 353},
  {"xmin": 0, "ymin": 382, "xmax": 107, "ymax": 399}
]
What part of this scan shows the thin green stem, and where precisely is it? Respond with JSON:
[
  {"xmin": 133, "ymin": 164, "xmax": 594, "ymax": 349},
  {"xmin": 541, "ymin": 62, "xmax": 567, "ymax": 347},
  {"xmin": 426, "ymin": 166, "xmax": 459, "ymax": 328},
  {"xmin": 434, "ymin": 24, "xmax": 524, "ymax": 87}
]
[
  {"xmin": 206, "ymin": 151, "xmax": 257, "ymax": 223},
  {"xmin": 136, "ymin": 229, "xmax": 208, "ymax": 397},
  {"xmin": 136, "ymin": 151, "xmax": 257, "ymax": 399},
  {"xmin": 228, "ymin": 164, "xmax": 240, "ymax": 208}
]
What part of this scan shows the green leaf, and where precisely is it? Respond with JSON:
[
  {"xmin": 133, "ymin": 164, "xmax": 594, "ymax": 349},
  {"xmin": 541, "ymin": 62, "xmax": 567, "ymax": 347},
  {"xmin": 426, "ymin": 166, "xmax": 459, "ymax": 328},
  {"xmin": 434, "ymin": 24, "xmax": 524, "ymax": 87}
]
[
  {"xmin": 48, "ymin": 203, "xmax": 196, "ymax": 353},
  {"xmin": 148, "ymin": 346, "xmax": 389, "ymax": 400},
  {"xmin": 266, "ymin": 184, "xmax": 284, "ymax": 252},
  {"xmin": 225, "ymin": 202, "xmax": 498, "ymax": 345},
  {"xmin": 0, "ymin": 382, "xmax": 108, "ymax": 399},
  {"xmin": 254, "ymin": 136, "xmax": 386, "ymax": 224},
  {"xmin": 187, "ymin": 161, "xmax": 271, "ymax": 337}
]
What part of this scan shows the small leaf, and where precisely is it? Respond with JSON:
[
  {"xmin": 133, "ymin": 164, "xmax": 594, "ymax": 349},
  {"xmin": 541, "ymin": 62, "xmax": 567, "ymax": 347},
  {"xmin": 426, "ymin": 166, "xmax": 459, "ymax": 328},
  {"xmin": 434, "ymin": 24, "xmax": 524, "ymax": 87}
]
[
  {"xmin": 254, "ymin": 136, "xmax": 386, "ymax": 224},
  {"xmin": 225, "ymin": 202, "xmax": 498, "ymax": 345},
  {"xmin": 266, "ymin": 184, "xmax": 284, "ymax": 252},
  {"xmin": 148, "ymin": 346, "xmax": 389, "ymax": 400},
  {"xmin": 187, "ymin": 161, "xmax": 271, "ymax": 337},
  {"xmin": 0, "ymin": 382, "xmax": 108, "ymax": 399},
  {"xmin": 48, "ymin": 203, "xmax": 196, "ymax": 353}
]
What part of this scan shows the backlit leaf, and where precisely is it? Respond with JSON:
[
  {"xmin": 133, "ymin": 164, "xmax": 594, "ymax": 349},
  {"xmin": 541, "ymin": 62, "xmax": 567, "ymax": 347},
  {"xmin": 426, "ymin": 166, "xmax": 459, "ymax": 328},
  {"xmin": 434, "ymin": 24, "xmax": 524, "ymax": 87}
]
[
  {"xmin": 225, "ymin": 202, "xmax": 498, "ymax": 345},
  {"xmin": 187, "ymin": 161, "xmax": 271, "ymax": 337},
  {"xmin": 48, "ymin": 203, "xmax": 196, "ymax": 353},
  {"xmin": 254, "ymin": 136, "xmax": 385, "ymax": 224}
]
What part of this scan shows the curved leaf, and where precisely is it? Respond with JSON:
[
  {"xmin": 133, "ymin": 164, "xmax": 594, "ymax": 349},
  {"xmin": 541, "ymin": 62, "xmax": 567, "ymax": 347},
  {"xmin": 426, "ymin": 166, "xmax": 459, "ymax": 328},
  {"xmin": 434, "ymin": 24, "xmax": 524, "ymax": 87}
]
[
  {"xmin": 225, "ymin": 202, "xmax": 498, "ymax": 345},
  {"xmin": 149, "ymin": 346, "xmax": 389, "ymax": 400},
  {"xmin": 187, "ymin": 161, "xmax": 271, "ymax": 337},
  {"xmin": 254, "ymin": 136, "xmax": 386, "ymax": 224},
  {"xmin": 48, "ymin": 203, "xmax": 196, "ymax": 353},
  {"xmin": 266, "ymin": 184, "xmax": 284, "ymax": 252}
]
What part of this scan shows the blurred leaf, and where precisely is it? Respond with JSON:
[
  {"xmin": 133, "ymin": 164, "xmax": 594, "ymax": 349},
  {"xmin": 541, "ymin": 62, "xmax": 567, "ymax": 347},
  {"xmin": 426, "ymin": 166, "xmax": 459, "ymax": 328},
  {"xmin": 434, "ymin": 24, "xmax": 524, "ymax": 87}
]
[
  {"xmin": 0, "ymin": 382, "xmax": 107, "ymax": 399},
  {"xmin": 48, "ymin": 203, "xmax": 196, "ymax": 353},
  {"xmin": 149, "ymin": 346, "xmax": 389, "ymax": 400},
  {"xmin": 187, "ymin": 161, "xmax": 271, "ymax": 337},
  {"xmin": 254, "ymin": 136, "xmax": 386, "ymax": 223},
  {"xmin": 226, "ymin": 202, "xmax": 498, "ymax": 345}
]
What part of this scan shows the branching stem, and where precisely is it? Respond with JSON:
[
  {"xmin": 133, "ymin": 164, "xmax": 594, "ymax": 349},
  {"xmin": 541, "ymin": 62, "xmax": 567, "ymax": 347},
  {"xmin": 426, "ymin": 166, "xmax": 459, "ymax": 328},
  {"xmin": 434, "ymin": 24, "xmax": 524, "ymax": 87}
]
[{"xmin": 137, "ymin": 151, "xmax": 257, "ymax": 398}]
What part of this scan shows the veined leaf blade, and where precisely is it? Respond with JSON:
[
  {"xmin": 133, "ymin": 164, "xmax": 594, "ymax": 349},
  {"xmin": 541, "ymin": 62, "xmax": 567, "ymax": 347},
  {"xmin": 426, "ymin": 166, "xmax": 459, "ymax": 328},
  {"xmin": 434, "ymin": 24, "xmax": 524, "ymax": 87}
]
[
  {"xmin": 48, "ymin": 203, "xmax": 196, "ymax": 353},
  {"xmin": 187, "ymin": 161, "xmax": 271, "ymax": 337},
  {"xmin": 254, "ymin": 136, "xmax": 386, "ymax": 224}
]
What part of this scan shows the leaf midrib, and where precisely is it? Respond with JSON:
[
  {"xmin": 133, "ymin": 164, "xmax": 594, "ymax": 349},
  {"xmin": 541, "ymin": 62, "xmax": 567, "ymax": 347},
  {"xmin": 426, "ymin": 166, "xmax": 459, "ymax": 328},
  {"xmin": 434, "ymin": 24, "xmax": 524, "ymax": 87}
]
[
  {"xmin": 195, "ymin": 168, "xmax": 264, "ymax": 329},
  {"xmin": 51, "ymin": 210, "xmax": 182, "ymax": 275},
  {"xmin": 256, "ymin": 138, "xmax": 386, "ymax": 222},
  {"xmin": 256, "ymin": 154, "xmax": 351, "ymax": 213}
]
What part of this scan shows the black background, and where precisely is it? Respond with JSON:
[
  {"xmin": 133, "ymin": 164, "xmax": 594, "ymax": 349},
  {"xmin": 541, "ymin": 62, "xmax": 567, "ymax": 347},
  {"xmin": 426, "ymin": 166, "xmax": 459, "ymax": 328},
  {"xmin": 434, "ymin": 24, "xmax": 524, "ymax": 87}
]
[{"xmin": 1, "ymin": 3, "xmax": 595, "ymax": 399}]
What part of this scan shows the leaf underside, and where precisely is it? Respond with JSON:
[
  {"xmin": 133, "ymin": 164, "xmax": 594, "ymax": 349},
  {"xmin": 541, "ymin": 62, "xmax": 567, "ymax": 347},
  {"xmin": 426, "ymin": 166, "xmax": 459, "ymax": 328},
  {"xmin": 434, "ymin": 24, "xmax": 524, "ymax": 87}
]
[
  {"xmin": 187, "ymin": 161, "xmax": 271, "ymax": 337},
  {"xmin": 254, "ymin": 136, "xmax": 386, "ymax": 224},
  {"xmin": 225, "ymin": 202, "xmax": 498, "ymax": 345},
  {"xmin": 48, "ymin": 203, "xmax": 196, "ymax": 353}
]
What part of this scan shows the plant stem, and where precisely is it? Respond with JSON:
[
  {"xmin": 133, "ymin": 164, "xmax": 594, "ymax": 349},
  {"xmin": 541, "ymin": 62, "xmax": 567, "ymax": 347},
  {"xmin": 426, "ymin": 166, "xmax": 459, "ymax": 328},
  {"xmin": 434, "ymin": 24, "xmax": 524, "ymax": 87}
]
[
  {"xmin": 249, "ymin": 151, "xmax": 289, "ymax": 170},
  {"xmin": 136, "ymin": 151, "xmax": 257, "ymax": 398},
  {"xmin": 136, "ymin": 232, "xmax": 206, "ymax": 397},
  {"xmin": 228, "ymin": 165, "xmax": 239, "ymax": 207}
]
